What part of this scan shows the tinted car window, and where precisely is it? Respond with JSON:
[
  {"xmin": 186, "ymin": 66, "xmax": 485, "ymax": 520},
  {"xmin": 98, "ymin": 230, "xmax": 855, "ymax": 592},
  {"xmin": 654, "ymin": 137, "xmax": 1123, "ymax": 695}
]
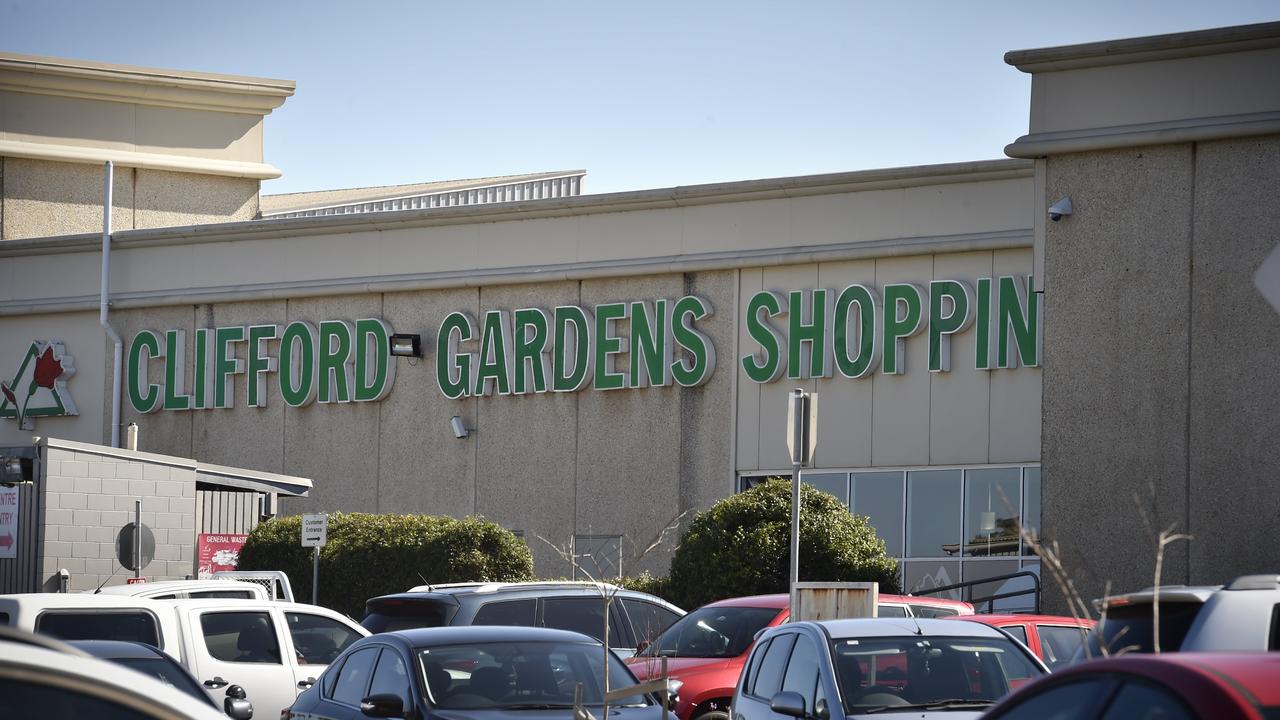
[
  {"xmin": 542, "ymin": 597, "xmax": 623, "ymax": 646},
  {"xmin": 1269, "ymin": 604, "xmax": 1279, "ymax": 651},
  {"xmin": 287, "ymin": 611, "xmax": 362, "ymax": 665},
  {"xmin": 743, "ymin": 637, "xmax": 772, "ymax": 696},
  {"xmin": 0, "ymin": 677, "xmax": 160, "ymax": 720},
  {"xmin": 36, "ymin": 611, "xmax": 159, "ymax": 646},
  {"xmin": 472, "ymin": 599, "xmax": 536, "ymax": 627},
  {"xmin": 362, "ymin": 597, "xmax": 455, "ymax": 633},
  {"xmin": 878, "ymin": 605, "xmax": 909, "ymax": 618},
  {"xmin": 781, "ymin": 635, "xmax": 819, "ymax": 712},
  {"xmin": 369, "ymin": 649, "xmax": 412, "ymax": 708},
  {"xmin": 911, "ymin": 605, "xmax": 960, "ymax": 618},
  {"xmin": 1100, "ymin": 680, "xmax": 1191, "ymax": 720},
  {"xmin": 190, "ymin": 590, "xmax": 256, "ymax": 599},
  {"xmin": 621, "ymin": 599, "xmax": 680, "ymax": 646},
  {"xmin": 991, "ymin": 678, "xmax": 1107, "ymax": 720},
  {"xmin": 1037, "ymin": 625, "xmax": 1088, "ymax": 670},
  {"xmin": 1081, "ymin": 602, "xmax": 1203, "ymax": 657},
  {"xmin": 200, "ymin": 611, "xmax": 281, "ymax": 664},
  {"xmin": 332, "ymin": 646, "xmax": 380, "ymax": 706},
  {"xmin": 752, "ymin": 633, "xmax": 796, "ymax": 700},
  {"xmin": 649, "ymin": 606, "xmax": 781, "ymax": 659},
  {"xmin": 1002, "ymin": 625, "xmax": 1029, "ymax": 645}
]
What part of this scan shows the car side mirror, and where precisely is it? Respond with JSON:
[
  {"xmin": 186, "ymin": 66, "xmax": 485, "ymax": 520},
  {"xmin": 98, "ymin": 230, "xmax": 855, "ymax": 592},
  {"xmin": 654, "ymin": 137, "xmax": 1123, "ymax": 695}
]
[
  {"xmin": 635, "ymin": 639, "xmax": 651, "ymax": 655},
  {"xmin": 361, "ymin": 693, "xmax": 406, "ymax": 718},
  {"xmin": 814, "ymin": 697, "xmax": 830, "ymax": 720},
  {"xmin": 665, "ymin": 679, "xmax": 683, "ymax": 711},
  {"xmin": 770, "ymin": 691, "xmax": 807, "ymax": 718},
  {"xmin": 223, "ymin": 685, "xmax": 253, "ymax": 720}
]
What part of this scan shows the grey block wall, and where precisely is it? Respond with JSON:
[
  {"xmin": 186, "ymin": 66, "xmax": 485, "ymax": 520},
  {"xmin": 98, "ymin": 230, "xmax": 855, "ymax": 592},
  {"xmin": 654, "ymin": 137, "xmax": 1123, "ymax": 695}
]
[
  {"xmin": 1041, "ymin": 135, "xmax": 1280, "ymax": 609},
  {"xmin": 40, "ymin": 443, "xmax": 196, "ymax": 591}
]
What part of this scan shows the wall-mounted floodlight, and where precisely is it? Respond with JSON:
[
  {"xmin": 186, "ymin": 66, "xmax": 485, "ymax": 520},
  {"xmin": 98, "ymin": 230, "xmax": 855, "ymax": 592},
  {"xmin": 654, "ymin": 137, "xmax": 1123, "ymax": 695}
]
[
  {"xmin": 1048, "ymin": 197, "xmax": 1073, "ymax": 222},
  {"xmin": 450, "ymin": 416, "xmax": 471, "ymax": 439},
  {"xmin": 389, "ymin": 333, "xmax": 422, "ymax": 358}
]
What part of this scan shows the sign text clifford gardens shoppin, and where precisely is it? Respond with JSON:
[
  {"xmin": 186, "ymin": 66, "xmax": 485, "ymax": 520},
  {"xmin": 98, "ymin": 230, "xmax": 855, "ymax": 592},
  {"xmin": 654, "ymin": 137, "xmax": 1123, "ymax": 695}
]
[{"xmin": 120, "ymin": 276, "xmax": 1039, "ymax": 414}]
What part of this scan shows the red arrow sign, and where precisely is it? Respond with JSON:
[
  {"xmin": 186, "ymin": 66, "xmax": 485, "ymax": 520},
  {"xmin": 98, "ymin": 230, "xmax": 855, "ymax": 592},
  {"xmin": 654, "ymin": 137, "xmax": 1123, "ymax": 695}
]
[{"xmin": 0, "ymin": 533, "xmax": 12, "ymax": 550}]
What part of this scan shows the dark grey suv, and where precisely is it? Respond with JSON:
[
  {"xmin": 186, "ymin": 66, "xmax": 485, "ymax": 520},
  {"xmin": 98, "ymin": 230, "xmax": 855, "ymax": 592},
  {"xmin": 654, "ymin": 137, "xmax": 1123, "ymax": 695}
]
[{"xmin": 361, "ymin": 582, "xmax": 684, "ymax": 658}]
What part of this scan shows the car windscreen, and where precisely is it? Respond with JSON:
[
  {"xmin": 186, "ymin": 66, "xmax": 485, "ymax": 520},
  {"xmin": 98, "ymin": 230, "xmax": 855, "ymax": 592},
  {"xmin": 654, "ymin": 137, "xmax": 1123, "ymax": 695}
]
[
  {"xmin": 419, "ymin": 640, "xmax": 649, "ymax": 710},
  {"xmin": 643, "ymin": 606, "xmax": 781, "ymax": 659},
  {"xmin": 35, "ymin": 611, "xmax": 160, "ymax": 646},
  {"xmin": 1075, "ymin": 601, "xmax": 1204, "ymax": 659},
  {"xmin": 112, "ymin": 657, "xmax": 216, "ymax": 707},
  {"xmin": 362, "ymin": 596, "xmax": 457, "ymax": 633},
  {"xmin": 831, "ymin": 635, "xmax": 1042, "ymax": 712}
]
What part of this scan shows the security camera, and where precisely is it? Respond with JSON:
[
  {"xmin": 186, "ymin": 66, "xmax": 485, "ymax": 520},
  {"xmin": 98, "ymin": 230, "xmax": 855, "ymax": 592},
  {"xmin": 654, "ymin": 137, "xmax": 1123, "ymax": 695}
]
[
  {"xmin": 450, "ymin": 415, "xmax": 469, "ymax": 439},
  {"xmin": 1048, "ymin": 197, "xmax": 1073, "ymax": 222}
]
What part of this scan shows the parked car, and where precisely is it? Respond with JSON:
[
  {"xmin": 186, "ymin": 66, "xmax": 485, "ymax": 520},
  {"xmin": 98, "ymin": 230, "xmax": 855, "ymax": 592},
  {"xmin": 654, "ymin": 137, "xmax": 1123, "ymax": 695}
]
[
  {"xmin": 0, "ymin": 627, "xmax": 228, "ymax": 720},
  {"xmin": 362, "ymin": 581, "xmax": 685, "ymax": 658},
  {"xmin": 947, "ymin": 614, "xmax": 1095, "ymax": 670},
  {"xmin": 732, "ymin": 618, "xmax": 1046, "ymax": 720},
  {"xmin": 68, "ymin": 639, "xmax": 253, "ymax": 719},
  {"xmin": 93, "ymin": 579, "xmax": 272, "ymax": 601},
  {"xmin": 626, "ymin": 593, "xmax": 974, "ymax": 720},
  {"xmin": 0, "ymin": 592, "xmax": 369, "ymax": 718},
  {"xmin": 284, "ymin": 625, "xmax": 678, "ymax": 720},
  {"xmin": 1076, "ymin": 573, "xmax": 1280, "ymax": 660},
  {"xmin": 980, "ymin": 653, "xmax": 1280, "ymax": 719}
]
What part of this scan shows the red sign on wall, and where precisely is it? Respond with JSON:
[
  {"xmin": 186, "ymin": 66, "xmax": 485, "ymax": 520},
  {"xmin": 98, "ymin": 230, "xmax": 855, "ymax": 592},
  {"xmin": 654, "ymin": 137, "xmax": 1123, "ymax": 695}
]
[{"xmin": 197, "ymin": 533, "xmax": 248, "ymax": 579}]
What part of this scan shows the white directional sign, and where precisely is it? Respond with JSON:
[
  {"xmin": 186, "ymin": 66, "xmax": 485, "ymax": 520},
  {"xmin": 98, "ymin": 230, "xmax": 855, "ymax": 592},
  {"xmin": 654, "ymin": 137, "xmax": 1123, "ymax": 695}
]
[
  {"xmin": 0, "ymin": 486, "xmax": 18, "ymax": 559},
  {"xmin": 301, "ymin": 514, "xmax": 328, "ymax": 548},
  {"xmin": 1255, "ymin": 242, "xmax": 1280, "ymax": 315}
]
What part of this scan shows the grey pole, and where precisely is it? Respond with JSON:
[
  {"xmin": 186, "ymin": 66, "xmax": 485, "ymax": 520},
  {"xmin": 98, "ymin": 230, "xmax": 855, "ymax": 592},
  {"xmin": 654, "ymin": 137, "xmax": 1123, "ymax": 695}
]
[
  {"xmin": 312, "ymin": 546, "xmax": 319, "ymax": 605},
  {"xmin": 133, "ymin": 499, "xmax": 142, "ymax": 579}
]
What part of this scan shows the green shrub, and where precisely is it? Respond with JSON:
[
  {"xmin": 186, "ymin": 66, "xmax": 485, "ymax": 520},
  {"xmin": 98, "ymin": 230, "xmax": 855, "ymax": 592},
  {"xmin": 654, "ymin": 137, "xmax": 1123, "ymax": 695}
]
[
  {"xmin": 615, "ymin": 572, "xmax": 675, "ymax": 605},
  {"xmin": 666, "ymin": 478, "xmax": 899, "ymax": 609},
  {"xmin": 237, "ymin": 512, "xmax": 533, "ymax": 617}
]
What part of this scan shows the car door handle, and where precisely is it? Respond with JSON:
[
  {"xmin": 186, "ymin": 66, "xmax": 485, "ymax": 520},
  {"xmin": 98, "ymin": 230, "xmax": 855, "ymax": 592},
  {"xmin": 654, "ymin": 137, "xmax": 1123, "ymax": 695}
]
[
  {"xmin": 297, "ymin": 677, "xmax": 316, "ymax": 689},
  {"xmin": 204, "ymin": 676, "xmax": 229, "ymax": 689}
]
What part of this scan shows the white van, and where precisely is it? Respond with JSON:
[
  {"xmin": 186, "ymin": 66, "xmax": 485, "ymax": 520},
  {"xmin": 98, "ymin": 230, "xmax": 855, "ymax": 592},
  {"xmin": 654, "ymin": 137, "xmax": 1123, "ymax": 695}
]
[{"xmin": 94, "ymin": 579, "xmax": 271, "ymax": 601}]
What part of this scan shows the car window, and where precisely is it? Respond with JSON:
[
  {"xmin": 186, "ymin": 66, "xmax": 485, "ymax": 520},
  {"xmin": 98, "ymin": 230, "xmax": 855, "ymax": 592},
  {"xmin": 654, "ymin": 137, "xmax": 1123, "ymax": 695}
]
[
  {"xmin": 991, "ymin": 678, "xmax": 1108, "ymax": 720},
  {"xmin": 1037, "ymin": 625, "xmax": 1088, "ymax": 670},
  {"xmin": 472, "ymin": 599, "xmax": 536, "ymax": 626},
  {"xmin": 151, "ymin": 594, "xmax": 178, "ymax": 600},
  {"xmin": 36, "ymin": 611, "xmax": 160, "ymax": 646},
  {"xmin": 621, "ymin": 599, "xmax": 680, "ymax": 647},
  {"xmin": 542, "ymin": 597, "xmax": 624, "ymax": 647},
  {"xmin": 369, "ymin": 648, "xmax": 412, "ymax": 709},
  {"xmin": 651, "ymin": 606, "xmax": 781, "ymax": 659},
  {"xmin": 362, "ymin": 597, "xmax": 455, "ymax": 633},
  {"xmin": 1099, "ymin": 680, "xmax": 1192, "ymax": 720},
  {"xmin": 331, "ymin": 646, "xmax": 380, "ymax": 706},
  {"xmin": 1269, "ymin": 604, "xmax": 1279, "ymax": 651},
  {"xmin": 752, "ymin": 633, "xmax": 796, "ymax": 700},
  {"xmin": 191, "ymin": 590, "xmax": 256, "ymax": 599},
  {"xmin": 878, "ymin": 604, "xmax": 909, "ymax": 618},
  {"xmin": 911, "ymin": 605, "xmax": 960, "ymax": 618},
  {"xmin": 287, "ymin": 611, "xmax": 363, "ymax": 665},
  {"xmin": 781, "ymin": 635, "xmax": 820, "ymax": 712},
  {"xmin": 0, "ymin": 677, "xmax": 165, "ymax": 719},
  {"xmin": 200, "ymin": 611, "xmax": 281, "ymax": 664},
  {"xmin": 743, "ymin": 637, "xmax": 771, "ymax": 696},
  {"xmin": 1002, "ymin": 625, "xmax": 1028, "ymax": 645},
  {"xmin": 1082, "ymin": 602, "xmax": 1203, "ymax": 657}
]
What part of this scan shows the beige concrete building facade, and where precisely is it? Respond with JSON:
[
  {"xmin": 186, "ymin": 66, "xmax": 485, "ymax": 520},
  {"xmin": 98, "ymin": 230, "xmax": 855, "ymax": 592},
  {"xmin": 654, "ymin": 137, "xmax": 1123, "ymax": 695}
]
[{"xmin": 2, "ymin": 22, "xmax": 1277, "ymax": 607}]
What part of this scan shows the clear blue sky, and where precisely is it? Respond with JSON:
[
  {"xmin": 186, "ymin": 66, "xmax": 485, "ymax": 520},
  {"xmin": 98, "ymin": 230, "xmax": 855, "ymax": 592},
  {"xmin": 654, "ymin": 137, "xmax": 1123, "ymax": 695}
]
[{"xmin": 3, "ymin": 1, "xmax": 1276, "ymax": 196}]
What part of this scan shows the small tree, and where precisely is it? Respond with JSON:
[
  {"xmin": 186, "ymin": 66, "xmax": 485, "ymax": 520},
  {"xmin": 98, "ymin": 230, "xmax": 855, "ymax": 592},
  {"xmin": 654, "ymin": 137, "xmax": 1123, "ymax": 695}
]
[{"xmin": 667, "ymin": 478, "xmax": 899, "ymax": 609}]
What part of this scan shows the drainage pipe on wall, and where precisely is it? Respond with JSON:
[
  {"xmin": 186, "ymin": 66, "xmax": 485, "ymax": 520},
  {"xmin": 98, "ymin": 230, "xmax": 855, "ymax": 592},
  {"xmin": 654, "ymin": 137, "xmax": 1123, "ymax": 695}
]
[{"xmin": 100, "ymin": 161, "xmax": 122, "ymax": 448}]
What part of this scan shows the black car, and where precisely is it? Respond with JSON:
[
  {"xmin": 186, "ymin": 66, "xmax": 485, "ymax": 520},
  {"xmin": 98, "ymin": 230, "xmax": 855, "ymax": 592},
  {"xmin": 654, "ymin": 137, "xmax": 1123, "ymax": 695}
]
[
  {"xmin": 285, "ymin": 625, "xmax": 677, "ymax": 720},
  {"xmin": 362, "ymin": 581, "xmax": 684, "ymax": 658},
  {"xmin": 67, "ymin": 639, "xmax": 253, "ymax": 719}
]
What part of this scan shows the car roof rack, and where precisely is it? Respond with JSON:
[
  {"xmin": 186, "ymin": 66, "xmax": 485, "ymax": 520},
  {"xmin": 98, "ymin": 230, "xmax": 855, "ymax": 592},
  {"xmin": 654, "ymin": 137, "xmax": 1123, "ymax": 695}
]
[
  {"xmin": 1225, "ymin": 574, "xmax": 1280, "ymax": 591},
  {"xmin": 406, "ymin": 580, "xmax": 621, "ymax": 594}
]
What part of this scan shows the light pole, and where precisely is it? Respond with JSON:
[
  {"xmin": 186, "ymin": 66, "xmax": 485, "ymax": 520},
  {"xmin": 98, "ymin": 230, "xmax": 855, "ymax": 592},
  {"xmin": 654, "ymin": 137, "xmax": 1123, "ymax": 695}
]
[{"xmin": 786, "ymin": 389, "xmax": 816, "ymax": 616}]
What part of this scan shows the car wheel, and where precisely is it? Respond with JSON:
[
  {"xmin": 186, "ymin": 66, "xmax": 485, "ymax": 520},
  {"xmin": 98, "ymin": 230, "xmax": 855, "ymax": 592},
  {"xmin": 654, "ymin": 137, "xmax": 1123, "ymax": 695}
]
[{"xmin": 694, "ymin": 709, "xmax": 729, "ymax": 720}]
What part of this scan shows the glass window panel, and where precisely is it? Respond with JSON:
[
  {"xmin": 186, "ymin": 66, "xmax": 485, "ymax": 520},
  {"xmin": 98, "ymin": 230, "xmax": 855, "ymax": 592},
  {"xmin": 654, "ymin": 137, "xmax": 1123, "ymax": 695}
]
[
  {"xmin": 853, "ymin": 472, "xmax": 905, "ymax": 557},
  {"xmin": 1099, "ymin": 681, "xmax": 1192, "ymax": 720},
  {"xmin": 961, "ymin": 560, "xmax": 1023, "ymax": 613},
  {"xmin": 902, "ymin": 560, "xmax": 961, "ymax": 601},
  {"xmin": 803, "ymin": 472, "xmax": 848, "ymax": 506},
  {"xmin": 963, "ymin": 468, "xmax": 1021, "ymax": 557},
  {"xmin": 1023, "ymin": 467, "xmax": 1041, "ymax": 550},
  {"xmin": 573, "ymin": 535, "xmax": 621, "ymax": 580},
  {"xmin": 752, "ymin": 634, "xmax": 796, "ymax": 700},
  {"xmin": 906, "ymin": 470, "xmax": 961, "ymax": 557}
]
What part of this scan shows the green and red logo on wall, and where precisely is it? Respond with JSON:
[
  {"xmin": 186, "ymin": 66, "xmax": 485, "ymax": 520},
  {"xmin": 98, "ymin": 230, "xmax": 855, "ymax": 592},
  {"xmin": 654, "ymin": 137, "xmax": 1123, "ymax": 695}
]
[{"xmin": 1, "ymin": 341, "xmax": 78, "ymax": 429}]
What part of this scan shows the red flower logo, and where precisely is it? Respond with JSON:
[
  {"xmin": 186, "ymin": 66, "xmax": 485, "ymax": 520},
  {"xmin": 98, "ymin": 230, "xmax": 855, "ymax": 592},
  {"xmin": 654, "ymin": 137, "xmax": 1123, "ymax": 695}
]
[
  {"xmin": 33, "ymin": 346, "xmax": 64, "ymax": 390},
  {"xmin": 0, "ymin": 383, "xmax": 14, "ymax": 405}
]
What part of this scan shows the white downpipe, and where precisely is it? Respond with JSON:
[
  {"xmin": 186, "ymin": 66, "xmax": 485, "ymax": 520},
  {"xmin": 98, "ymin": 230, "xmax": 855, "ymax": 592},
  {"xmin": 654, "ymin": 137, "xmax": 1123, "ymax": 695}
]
[{"xmin": 100, "ymin": 161, "xmax": 122, "ymax": 448}]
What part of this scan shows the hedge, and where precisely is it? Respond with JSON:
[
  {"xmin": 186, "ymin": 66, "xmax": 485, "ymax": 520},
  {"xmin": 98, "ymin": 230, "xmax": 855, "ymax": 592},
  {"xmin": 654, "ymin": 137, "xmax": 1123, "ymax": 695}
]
[
  {"xmin": 237, "ymin": 512, "xmax": 533, "ymax": 618},
  {"xmin": 666, "ymin": 478, "xmax": 899, "ymax": 609}
]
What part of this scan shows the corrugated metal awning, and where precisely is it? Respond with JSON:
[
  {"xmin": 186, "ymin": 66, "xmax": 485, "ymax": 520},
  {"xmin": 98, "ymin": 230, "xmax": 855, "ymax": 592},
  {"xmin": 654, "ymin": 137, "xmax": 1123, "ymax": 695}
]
[{"xmin": 195, "ymin": 462, "xmax": 312, "ymax": 497}]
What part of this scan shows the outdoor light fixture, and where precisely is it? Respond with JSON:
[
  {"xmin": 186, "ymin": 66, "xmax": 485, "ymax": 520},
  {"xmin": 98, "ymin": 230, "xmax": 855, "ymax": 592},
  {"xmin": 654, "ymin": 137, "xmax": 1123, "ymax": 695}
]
[
  {"xmin": 389, "ymin": 333, "xmax": 422, "ymax": 358},
  {"xmin": 450, "ymin": 416, "xmax": 471, "ymax": 440}
]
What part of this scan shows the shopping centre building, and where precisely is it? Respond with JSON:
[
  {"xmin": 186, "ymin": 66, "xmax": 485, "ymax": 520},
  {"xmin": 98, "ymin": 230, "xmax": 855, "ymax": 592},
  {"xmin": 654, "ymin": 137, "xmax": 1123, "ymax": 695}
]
[{"xmin": 1, "ymin": 22, "xmax": 1277, "ymax": 606}]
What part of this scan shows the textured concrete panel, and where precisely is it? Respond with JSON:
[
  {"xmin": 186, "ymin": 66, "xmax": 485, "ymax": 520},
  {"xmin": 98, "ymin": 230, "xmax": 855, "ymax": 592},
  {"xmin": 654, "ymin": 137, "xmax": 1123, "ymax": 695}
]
[
  {"xmin": 134, "ymin": 170, "xmax": 257, "ymax": 229},
  {"xmin": 280, "ymin": 295, "xmax": 384, "ymax": 516},
  {"xmin": 576, "ymin": 274, "xmax": 686, "ymax": 578},
  {"xmin": 111, "ymin": 305, "xmax": 196, "ymax": 458},
  {"xmin": 814, "ymin": 259, "xmax": 877, "ymax": 469},
  {"xmin": 377, "ymin": 286, "xmax": 479, "ymax": 519},
  {"xmin": 1187, "ymin": 135, "xmax": 1280, "ymax": 585},
  {"xmin": 871, "ymin": 255, "xmax": 934, "ymax": 467},
  {"xmin": 757, "ymin": 265, "xmax": 819, "ymax": 472},
  {"xmin": 929, "ymin": 252, "xmax": 994, "ymax": 465},
  {"xmin": 736, "ymin": 268, "xmax": 763, "ymax": 471},
  {"xmin": 2, "ymin": 158, "xmax": 134, "ymax": 240},
  {"xmin": 989, "ymin": 248, "xmax": 1041, "ymax": 463},
  {"xmin": 190, "ymin": 301, "xmax": 287, "ymax": 473},
  {"xmin": 1041, "ymin": 145, "xmax": 1192, "ymax": 608},
  {"xmin": 0, "ymin": 311, "xmax": 105, "ymax": 446},
  {"xmin": 678, "ymin": 270, "xmax": 737, "ymax": 522}
]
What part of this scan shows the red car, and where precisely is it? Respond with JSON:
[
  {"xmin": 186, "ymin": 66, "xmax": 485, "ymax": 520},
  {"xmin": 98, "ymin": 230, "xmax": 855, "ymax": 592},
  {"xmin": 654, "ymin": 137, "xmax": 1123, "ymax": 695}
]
[
  {"xmin": 948, "ymin": 613, "xmax": 1096, "ymax": 670},
  {"xmin": 625, "ymin": 593, "xmax": 973, "ymax": 720},
  {"xmin": 980, "ymin": 653, "xmax": 1280, "ymax": 719}
]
